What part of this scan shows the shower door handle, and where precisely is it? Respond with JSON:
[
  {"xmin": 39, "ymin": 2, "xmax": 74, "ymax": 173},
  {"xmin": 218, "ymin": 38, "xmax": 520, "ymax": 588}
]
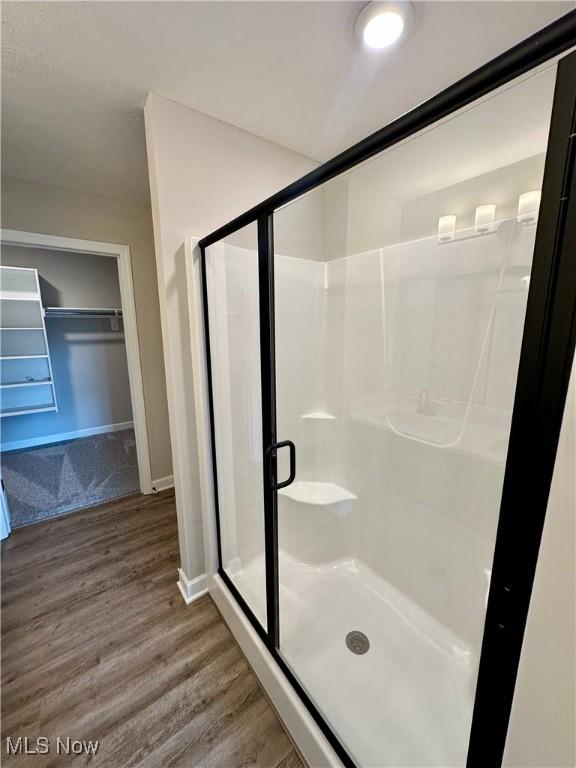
[{"xmin": 265, "ymin": 440, "xmax": 296, "ymax": 491}]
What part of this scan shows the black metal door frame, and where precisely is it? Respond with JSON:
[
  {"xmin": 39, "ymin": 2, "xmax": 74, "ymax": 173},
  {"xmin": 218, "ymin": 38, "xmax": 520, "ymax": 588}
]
[{"xmin": 199, "ymin": 14, "xmax": 576, "ymax": 768}]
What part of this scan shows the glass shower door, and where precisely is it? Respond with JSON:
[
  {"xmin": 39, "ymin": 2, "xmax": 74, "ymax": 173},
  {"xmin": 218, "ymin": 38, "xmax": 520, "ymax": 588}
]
[{"xmin": 272, "ymin": 64, "xmax": 559, "ymax": 767}]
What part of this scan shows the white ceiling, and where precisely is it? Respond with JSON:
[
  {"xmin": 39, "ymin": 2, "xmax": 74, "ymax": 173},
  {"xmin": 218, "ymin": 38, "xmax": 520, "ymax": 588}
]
[{"xmin": 2, "ymin": 1, "xmax": 574, "ymax": 205}]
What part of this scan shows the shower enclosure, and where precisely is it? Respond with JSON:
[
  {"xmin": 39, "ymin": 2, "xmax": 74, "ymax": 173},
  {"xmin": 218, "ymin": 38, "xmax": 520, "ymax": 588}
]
[{"xmin": 198, "ymin": 17, "xmax": 576, "ymax": 768}]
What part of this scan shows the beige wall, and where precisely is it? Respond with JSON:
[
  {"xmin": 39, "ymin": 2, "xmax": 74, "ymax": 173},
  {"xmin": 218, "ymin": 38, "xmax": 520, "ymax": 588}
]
[
  {"xmin": 1, "ymin": 176, "xmax": 172, "ymax": 481},
  {"xmin": 144, "ymin": 93, "xmax": 318, "ymax": 579},
  {"xmin": 504, "ymin": 365, "xmax": 575, "ymax": 768}
]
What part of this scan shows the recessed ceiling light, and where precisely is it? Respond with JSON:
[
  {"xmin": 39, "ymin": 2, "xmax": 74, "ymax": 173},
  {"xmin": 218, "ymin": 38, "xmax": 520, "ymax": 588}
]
[{"xmin": 355, "ymin": 1, "xmax": 413, "ymax": 50}]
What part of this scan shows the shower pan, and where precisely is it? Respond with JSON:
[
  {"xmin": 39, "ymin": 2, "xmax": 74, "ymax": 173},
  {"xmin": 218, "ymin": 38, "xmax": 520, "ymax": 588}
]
[{"xmin": 196, "ymin": 15, "xmax": 576, "ymax": 768}]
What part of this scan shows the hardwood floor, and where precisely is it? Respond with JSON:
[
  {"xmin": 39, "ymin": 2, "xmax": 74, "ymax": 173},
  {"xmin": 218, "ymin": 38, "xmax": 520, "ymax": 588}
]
[{"xmin": 1, "ymin": 491, "xmax": 305, "ymax": 768}]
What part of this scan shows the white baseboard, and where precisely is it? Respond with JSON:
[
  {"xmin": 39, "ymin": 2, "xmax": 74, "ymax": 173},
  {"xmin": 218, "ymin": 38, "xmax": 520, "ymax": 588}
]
[
  {"xmin": 0, "ymin": 421, "xmax": 134, "ymax": 453},
  {"xmin": 151, "ymin": 475, "xmax": 174, "ymax": 492},
  {"xmin": 177, "ymin": 568, "xmax": 208, "ymax": 605}
]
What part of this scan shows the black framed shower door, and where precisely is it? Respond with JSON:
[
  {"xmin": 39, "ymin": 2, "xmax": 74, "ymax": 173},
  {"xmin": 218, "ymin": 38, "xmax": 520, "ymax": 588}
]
[{"xmin": 199, "ymin": 15, "xmax": 576, "ymax": 768}]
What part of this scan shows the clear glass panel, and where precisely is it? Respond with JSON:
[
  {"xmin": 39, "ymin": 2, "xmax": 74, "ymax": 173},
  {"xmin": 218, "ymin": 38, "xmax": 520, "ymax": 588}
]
[
  {"xmin": 205, "ymin": 223, "xmax": 267, "ymax": 628},
  {"xmin": 273, "ymin": 64, "xmax": 557, "ymax": 766}
]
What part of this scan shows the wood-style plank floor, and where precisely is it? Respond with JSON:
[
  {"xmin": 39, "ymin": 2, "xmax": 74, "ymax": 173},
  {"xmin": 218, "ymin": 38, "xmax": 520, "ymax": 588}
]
[{"xmin": 1, "ymin": 491, "xmax": 304, "ymax": 768}]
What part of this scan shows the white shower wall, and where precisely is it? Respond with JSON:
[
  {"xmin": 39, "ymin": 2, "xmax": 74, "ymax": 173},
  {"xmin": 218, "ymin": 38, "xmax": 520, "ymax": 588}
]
[
  {"xmin": 207, "ymin": 242, "xmax": 263, "ymax": 582},
  {"xmin": 321, "ymin": 223, "xmax": 535, "ymax": 648},
  {"xmin": 209, "ymin": 220, "xmax": 536, "ymax": 656}
]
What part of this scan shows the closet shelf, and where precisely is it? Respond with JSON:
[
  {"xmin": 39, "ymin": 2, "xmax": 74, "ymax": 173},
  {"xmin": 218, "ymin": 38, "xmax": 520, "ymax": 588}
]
[
  {"xmin": 1, "ymin": 354, "xmax": 49, "ymax": 360},
  {"xmin": 1, "ymin": 380, "xmax": 53, "ymax": 389},
  {"xmin": 0, "ymin": 404, "xmax": 56, "ymax": 417},
  {"xmin": 279, "ymin": 481, "xmax": 356, "ymax": 516},
  {"xmin": 0, "ymin": 296, "xmax": 40, "ymax": 302},
  {"xmin": 0, "ymin": 266, "xmax": 58, "ymax": 417}
]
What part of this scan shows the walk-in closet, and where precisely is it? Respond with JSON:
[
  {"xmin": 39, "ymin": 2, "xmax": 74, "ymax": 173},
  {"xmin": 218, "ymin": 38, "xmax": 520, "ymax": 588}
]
[{"xmin": 0, "ymin": 245, "xmax": 138, "ymax": 526}]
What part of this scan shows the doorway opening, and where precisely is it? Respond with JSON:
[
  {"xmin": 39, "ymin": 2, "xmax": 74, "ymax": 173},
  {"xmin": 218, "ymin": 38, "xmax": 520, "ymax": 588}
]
[{"xmin": 0, "ymin": 229, "xmax": 152, "ymax": 529}]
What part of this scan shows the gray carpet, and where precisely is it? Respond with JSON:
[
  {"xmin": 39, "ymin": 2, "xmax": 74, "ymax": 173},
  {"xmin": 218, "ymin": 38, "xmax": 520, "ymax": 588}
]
[{"xmin": 1, "ymin": 429, "xmax": 139, "ymax": 527}]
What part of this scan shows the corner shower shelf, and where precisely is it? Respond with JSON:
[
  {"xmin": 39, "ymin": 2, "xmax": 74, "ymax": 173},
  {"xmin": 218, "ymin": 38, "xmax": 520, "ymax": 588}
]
[
  {"xmin": 300, "ymin": 412, "xmax": 336, "ymax": 420},
  {"xmin": 279, "ymin": 481, "xmax": 357, "ymax": 516}
]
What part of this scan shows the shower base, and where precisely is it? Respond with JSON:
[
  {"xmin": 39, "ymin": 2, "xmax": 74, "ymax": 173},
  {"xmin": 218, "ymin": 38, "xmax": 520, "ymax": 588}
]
[{"xmin": 228, "ymin": 552, "xmax": 474, "ymax": 767}]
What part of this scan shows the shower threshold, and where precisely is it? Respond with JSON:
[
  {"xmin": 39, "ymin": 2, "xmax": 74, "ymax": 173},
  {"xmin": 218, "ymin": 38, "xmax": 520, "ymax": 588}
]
[{"xmin": 228, "ymin": 552, "xmax": 474, "ymax": 767}]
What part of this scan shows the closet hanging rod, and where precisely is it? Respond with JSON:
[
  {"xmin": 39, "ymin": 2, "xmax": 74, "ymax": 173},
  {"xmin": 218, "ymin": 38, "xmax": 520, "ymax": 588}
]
[{"xmin": 43, "ymin": 307, "xmax": 123, "ymax": 319}]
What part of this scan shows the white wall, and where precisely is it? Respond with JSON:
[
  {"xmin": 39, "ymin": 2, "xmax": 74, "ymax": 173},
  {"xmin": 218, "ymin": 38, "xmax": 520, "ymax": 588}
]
[
  {"xmin": 1, "ymin": 178, "xmax": 172, "ymax": 482},
  {"xmin": 144, "ymin": 93, "xmax": 318, "ymax": 579},
  {"xmin": 1, "ymin": 245, "xmax": 132, "ymax": 445}
]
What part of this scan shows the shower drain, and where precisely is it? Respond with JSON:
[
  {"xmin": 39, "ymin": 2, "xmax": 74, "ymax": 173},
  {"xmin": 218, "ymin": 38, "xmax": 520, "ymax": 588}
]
[{"xmin": 345, "ymin": 630, "xmax": 370, "ymax": 655}]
